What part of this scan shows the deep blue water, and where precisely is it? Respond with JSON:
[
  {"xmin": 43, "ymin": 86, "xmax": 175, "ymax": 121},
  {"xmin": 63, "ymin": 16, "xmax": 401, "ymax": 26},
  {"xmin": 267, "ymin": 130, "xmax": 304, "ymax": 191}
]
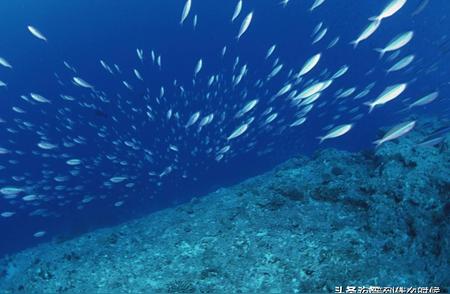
[{"xmin": 0, "ymin": 0, "xmax": 449, "ymax": 257}]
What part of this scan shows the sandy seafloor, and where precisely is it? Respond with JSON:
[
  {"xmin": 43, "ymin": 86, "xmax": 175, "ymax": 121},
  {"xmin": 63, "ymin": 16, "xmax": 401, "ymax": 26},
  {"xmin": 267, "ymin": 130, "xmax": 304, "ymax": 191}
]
[{"xmin": 0, "ymin": 119, "xmax": 449, "ymax": 293}]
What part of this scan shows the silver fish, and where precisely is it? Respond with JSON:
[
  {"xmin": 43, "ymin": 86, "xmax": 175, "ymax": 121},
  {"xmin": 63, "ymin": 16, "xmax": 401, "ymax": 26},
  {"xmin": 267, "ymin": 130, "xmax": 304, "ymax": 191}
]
[
  {"xmin": 231, "ymin": 0, "xmax": 242, "ymax": 22},
  {"xmin": 375, "ymin": 31, "xmax": 414, "ymax": 58},
  {"xmin": 180, "ymin": 0, "xmax": 192, "ymax": 25},
  {"xmin": 364, "ymin": 83, "xmax": 407, "ymax": 112},
  {"xmin": 73, "ymin": 77, "xmax": 94, "ymax": 88},
  {"xmin": 237, "ymin": 11, "xmax": 253, "ymax": 40},
  {"xmin": 0, "ymin": 57, "xmax": 12, "ymax": 69},
  {"xmin": 227, "ymin": 123, "xmax": 249, "ymax": 140},
  {"xmin": 298, "ymin": 53, "xmax": 321, "ymax": 77},
  {"xmin": 369, "ymin": 0, "xmax": 407, "ymax": 21},
  {"xmin": 374, "ymin": 120, "xmax": 416, "ymax": 147},
  {"xmin": 27, "ymin": 25, "xmax": 47, "ymax": 42},
  {"xmin": 350, "ymin": 20, "xmax": 381, "ymax": 48},
  {"xmin": 409, "ymin": 91, "xmax": 438, "ymax": 108},
  {"xmin": 387, "ymin": 54, "xmax": 415, "ymax": 72},
  {"xmin": 30, "ymin": 93, "xmax": 51, "ymax": 103},
  {"xmin": 317, "ymin": 124, "xmax": 353, "ymax": 143}
]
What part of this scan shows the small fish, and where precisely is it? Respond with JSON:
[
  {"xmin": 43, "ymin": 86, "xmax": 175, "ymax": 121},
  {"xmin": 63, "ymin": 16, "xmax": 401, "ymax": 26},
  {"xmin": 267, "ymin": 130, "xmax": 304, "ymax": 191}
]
[
  {"xmin": 0, "ymin": 187, "xmax": 23, "ymax": 196},
  {"xmin": 386, "ymin": 54, "xmax": 415, "ymax": 72},
  {"xmin": 23, "ymin": 194, "xmax": 38, "ymax": 201},
  {"xmin": 300, "ymin": 92, "xmax": 321, "ymax": 105},
  {"xmin": 193, "ymin": 14, "xmax": 198, "ymax": 28},
  {"xmin": 110, "ymin": 176, "xmax": 127, "ymax": 183},
  {"xmin": 274, "ymin": 83, "xmax": 292, "ymax": 98},
  {"xmin": 157, "ymin": 55, "xmax": 162, "ymax": 68},
  {"xmin": 427, "ymin": 125, "xmax": 450, "ymax": 138},
  {"xmin": 114, "ymin": 201, "xmax": 125, "ymax": 207},
  {"xmin": 30, "ymin": 93, "xmax": 51, "ymax": 103},
  {"xmin": 265, "ymin": 113, "xmax": 278, "ymax": 124},
  {"xmin": 27, "ymin": 25, "xmax": 47, "ymax": 42},
  {"xmin": 312, "ymin": 27, "xmax": 327, "ymax": 44},
  {"xmin": 194, "ymin": 59, "xmax": 203, "ymax": 76},
  {"xmin": 373, "ymin": 120, "xmax": 416, "ymax": 147},
  {"xmin": 310, "ymin": 0, "xmax": 326, "ymax": 11},
  {"xmin": 332, "ymin": 65, "xmax": 349, "ymax": 79},
  {"xmin": 317, "ymin": 124, "xmax": 353, "ymax": 143},
  {"xmin": 364, "ymin": 83, "xmax": 407, "ymax": 112},
  {"xmin": 134, "ymin": 69, "xmax": 143, "ymax": 81},
  {"xmin": 123, "ymin": 81, "xmax": 133, "ymax": 90},
  {"xmin": 0, "ymin": 80, "xmax": 7, "ymax": 88},
  {"xmin": 227, "ymin": 123, "xmax": 249, "ymax": 140},
  {"xmin": 412, "ymin": 0, "xmax": 430, "ymax": 16},
  {"xmin": 312, "ymin": 22, "xmax": 323, "ymax": 36},
  {"xmin": 409, "ymin": 91, "xmax": 438, "ymax": 108},
  {"xmin": 64, "ymin": 61, "xmax": 77, "ymax": 72},
  {"xmin": 0, "ymin": 57, "xmax": 12, "ymax": 69},
  {"xmin": 298, "ymin": 53, "xmax": 321, "ymax": 77},
  {"xmin": 180, "ymin": 0, "xmax": 192, "ymax": 25},
  {"xmin": 375, "ymin": 31, "xmax": 414, "ymax": 58},
  {"xmin": 266, "ymin": 45, "xmax": 276, "ymax": 59},
  {"xmin": 231, "ymin": 0, "xmax": 242, "ymax": 22},
  {"xmin": 0, "ymin": 211, "xmax": 15, "ymax": 218},
  {"xmin": 185, "ymin": 111, "xmax": 201, "ymax": 128},
  {"xmin": 237, "ymin": 11, "xmax": 253, "ymax": 40},
  {"xmin": 66, "ymin": 159, "xmax": 81, "ymax": 166},
  {"xmin": 336, "ymin": 87, "xmax": 356, "ymax": 99},
  {"xmin": 327, "ymin": 36, "xmax": 340, "ymax": 49},
  {"xmin": 369, "ymin": 0, "xmax": 407, "ymax": 21},
  {"xmin": 38, "ymin": 142, "xmax": 58, "ymax": 150},
  {"xmin": 290, "ymin": 117, "xmax": 307, "ymax": 127},
  {"xmin": 73, "ymin": 77, "xmax": 94, "ymax": 88},
  {"xmin": 136, "ymin": 48, "xmax": 144, "ymax": 61},
  {"xmin": 267, "ymin": 64, "xmax": 283, "ymax": 79},
  {"xmin": 236, "ymin": 99, "xmax": 258, "ymax": 117},
  {"xmin": 350, "ymin": 20, "xmax": 381, "ymax": 48},
  {"xmin": 416, "ymin": 136, "xmax": 444, "ymax": 147},
  {"xmin": 199, "ymin": 113, "xmax": 214, "ymax": 127},
  {"xmin": 354, "ymin": 89, "xmax": 371, "ymax": 100},
  {"xmin": 33, "ymin": 231, "xmax": 46, "ymax": 238},
  {"xmin": 298, "ymin": 81, "xmax": 328, "ymax": 99}
]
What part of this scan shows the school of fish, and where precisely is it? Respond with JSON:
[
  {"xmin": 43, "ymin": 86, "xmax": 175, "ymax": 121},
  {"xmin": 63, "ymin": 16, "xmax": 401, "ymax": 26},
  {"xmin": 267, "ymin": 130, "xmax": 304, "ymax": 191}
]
[{"xmin": 0, "ymin": 0, "xmax": 448, "ymax": 239}]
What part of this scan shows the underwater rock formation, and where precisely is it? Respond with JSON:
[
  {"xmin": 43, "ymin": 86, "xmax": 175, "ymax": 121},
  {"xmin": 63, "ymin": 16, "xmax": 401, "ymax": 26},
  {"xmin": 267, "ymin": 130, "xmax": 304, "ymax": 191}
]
[{"xmin": 0, "ymin": 120, "xmax": 448, "ymax": 293}]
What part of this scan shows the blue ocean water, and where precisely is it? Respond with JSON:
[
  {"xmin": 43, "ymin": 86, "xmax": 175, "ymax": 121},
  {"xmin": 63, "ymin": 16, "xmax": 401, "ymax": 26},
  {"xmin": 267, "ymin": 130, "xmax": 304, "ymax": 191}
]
[{"xmin": 0, "ymin": 0, "xmax": 449, "ymax": 258}]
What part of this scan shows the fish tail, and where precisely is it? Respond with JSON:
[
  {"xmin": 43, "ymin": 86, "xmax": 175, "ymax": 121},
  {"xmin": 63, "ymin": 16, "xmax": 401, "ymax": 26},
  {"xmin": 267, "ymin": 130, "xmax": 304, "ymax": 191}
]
[
  {"xmin": 373, "ymin": 139, "xmax": 383, "ymax": 148},
  {"xmin": 363, "ymin": 101, "xmax": 374, "ymax": 113},
  {"xmin": 374, "ymin": 48, "xmax": 385, "ymax": 58},
  {"xmin": 368, "ymin": 15, "xmax": 379, "ymax": 21},
  {"xmin": 349, "ymin": 40, "xmax": 359, "ymax": 49},
  {"xmin": 316, "ymin": 136, "xmax": 325, "ymax": 144}
]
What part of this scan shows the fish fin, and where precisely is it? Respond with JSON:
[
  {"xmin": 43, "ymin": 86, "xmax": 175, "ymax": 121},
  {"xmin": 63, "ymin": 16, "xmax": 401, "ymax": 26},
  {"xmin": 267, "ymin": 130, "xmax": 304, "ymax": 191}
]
[
  {"xmin": 349, "ymin": 40, "xmax": 359, "ymax": 49},
  {"xmin": 363, "ymin": 101, "xmax": 374, "ymax": 113},
  {"xmin": 374, "ymin": 48, "xmax": 385, "ymax": 58},
  {"xmin": 373, "ymin": 139, "xmax": 383, "ymax": 148},
  {"xmin": 368, "ymin": 16, "xmax": 379, "ymax": 21}
]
